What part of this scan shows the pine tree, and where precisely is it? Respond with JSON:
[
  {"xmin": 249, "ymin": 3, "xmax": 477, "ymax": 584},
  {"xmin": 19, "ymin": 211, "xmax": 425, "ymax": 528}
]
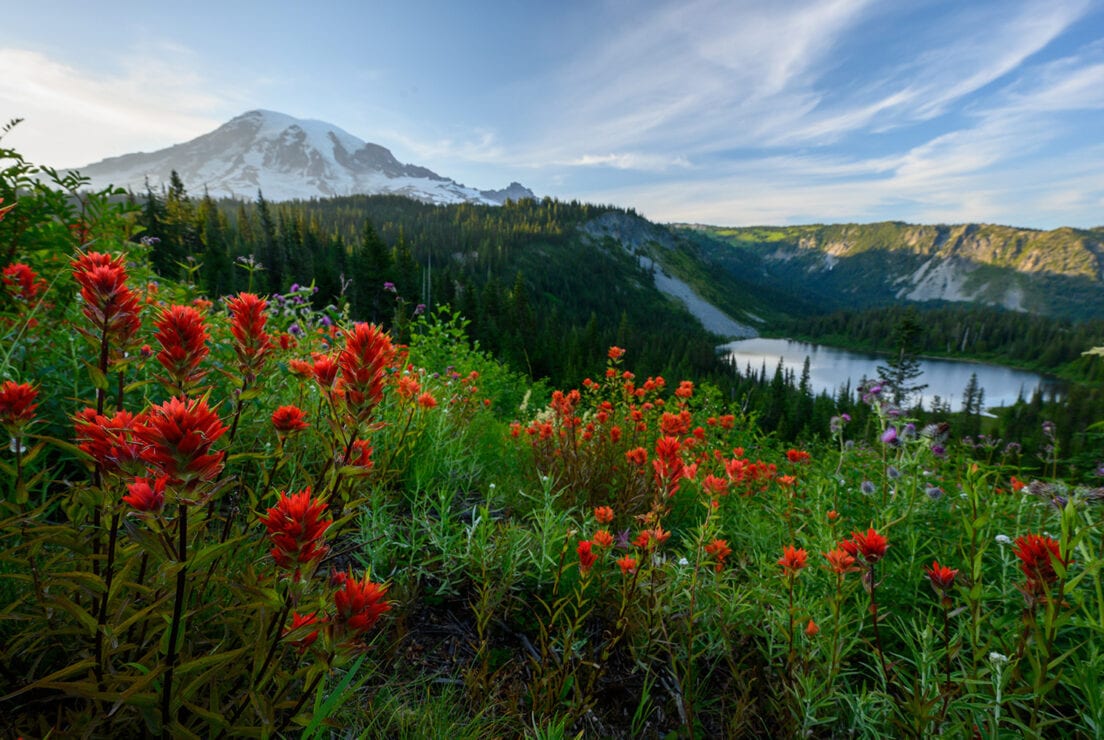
[{"xmin": 877, "ymin": 309, "xmax": 928, "ymax": 408}]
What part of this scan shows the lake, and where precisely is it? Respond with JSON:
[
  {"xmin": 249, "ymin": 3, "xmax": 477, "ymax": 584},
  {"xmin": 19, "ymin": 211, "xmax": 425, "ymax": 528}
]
[{"xmin": 719, "ymin": 337, "xmax": 1063, "ymax": 412}]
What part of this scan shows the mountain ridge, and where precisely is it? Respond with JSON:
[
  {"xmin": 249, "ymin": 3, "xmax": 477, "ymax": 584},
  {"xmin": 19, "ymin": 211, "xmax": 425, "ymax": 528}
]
[
  {"xmin": 672, "ymin": 221, "xmax": 1104, "ymax": 320},
  {"xmin": 72, "ymin": 110, "xmax": 535, "ymax": 206}
]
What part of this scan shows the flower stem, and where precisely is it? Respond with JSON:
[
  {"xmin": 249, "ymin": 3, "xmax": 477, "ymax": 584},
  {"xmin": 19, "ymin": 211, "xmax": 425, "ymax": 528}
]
[{"xmin": 161, "ymin": 503, "xmax": 189, "ymax": 735}]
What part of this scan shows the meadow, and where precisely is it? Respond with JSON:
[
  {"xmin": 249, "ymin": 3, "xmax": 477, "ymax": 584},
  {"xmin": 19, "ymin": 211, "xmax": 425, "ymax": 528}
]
[{"xmin": 1, "ymin": 153, "xmax": 1103, "ymax": 739}]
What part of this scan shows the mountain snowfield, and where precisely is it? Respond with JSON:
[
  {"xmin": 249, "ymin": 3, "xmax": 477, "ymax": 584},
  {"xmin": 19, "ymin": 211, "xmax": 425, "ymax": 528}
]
[{"xmin": 73, "ymin": 110, "xmax": 534, "ymax": 205}]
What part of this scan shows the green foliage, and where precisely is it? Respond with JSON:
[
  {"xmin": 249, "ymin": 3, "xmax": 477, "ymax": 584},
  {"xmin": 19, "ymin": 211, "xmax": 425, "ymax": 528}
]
[{"xmin": 5, "ymin": 140, "xmax": 1104, "ymax": 738}]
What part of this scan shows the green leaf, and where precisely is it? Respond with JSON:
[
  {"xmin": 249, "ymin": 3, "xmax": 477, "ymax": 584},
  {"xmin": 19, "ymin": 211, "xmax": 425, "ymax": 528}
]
[
  {"xmin": 44, "ymin": 593, "xmax": 99, "ymax": 635},
  {"xmin": 189, "ymin": 537, "xmax": 244, "ymax": 571},
  {"xmin": 0, "ymin": 657, "xmax": 97, "ymax": 701},
  {"xmin": 123, "ymin": 519, "xmax": 171, "ymax": 561},
  {"xmin": 86, "ymin": 362, "xmax": 109, "ymax": 390},
  {"xmin": 176, "ymin": 646, "xmax": 247, "ymax": 678}
]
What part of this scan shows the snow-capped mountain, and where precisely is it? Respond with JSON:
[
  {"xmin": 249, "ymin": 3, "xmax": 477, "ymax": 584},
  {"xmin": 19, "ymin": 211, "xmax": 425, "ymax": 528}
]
[{"xmin": 74, "ymin": 110, "xmax": 534, "ymax": 205}]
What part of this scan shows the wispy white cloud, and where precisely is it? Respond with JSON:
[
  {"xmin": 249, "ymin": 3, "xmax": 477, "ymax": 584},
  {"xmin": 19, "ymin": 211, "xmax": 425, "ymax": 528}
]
[{"xmin": 0, "ymin": 46, "xmax": 230, "ymax": 167}]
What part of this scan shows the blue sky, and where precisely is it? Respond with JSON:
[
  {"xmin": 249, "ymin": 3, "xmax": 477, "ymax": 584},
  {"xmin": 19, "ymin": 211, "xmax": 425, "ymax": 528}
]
[{"xmin": 3, "ymin": 0, "xmax": 1103, "ymax": 228}]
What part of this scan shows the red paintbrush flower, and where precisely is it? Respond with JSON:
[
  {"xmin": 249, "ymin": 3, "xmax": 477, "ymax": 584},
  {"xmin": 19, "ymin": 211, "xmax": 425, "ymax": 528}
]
[
  {"xmin": 577, "ymin": 540, "xmax": 597, "ymax": 573},
  {"xmin": 73, "ymin": 408, "xmax": 146, "ymax": 476},
  {"xmin": 653, "ymin": 435, "xmax": 685, "ymax": 496},
  {"xmin": 396, "ymin": 375, "xmax": 421, "ymax": 399},
  {"xmin": 705, "ymin": 538, "xmax": 732, "ymax": 572},
  {"xmin": 284, "ymin": 611, "xmax": 323, "ymax": 653},
  {"xmin": 154, "ymin": 304, "xmax": 210, "ymax": 392},
  {"xmin": 136, "ymin": 396, "xmax": 226, "ymax": 485},
  {"xmin": 778, "ymin": 545, "xmax": 808, "ymax": 575},
  {"xmin": 259, "ymin": 487, "xmax": 331, "ymax": 571},
  {"xmin": 925, "ymin": 560, "xmax": 958, "ymax": 592},
  {"xmin": 337, "ymin": 322, "xmax": 395, "ymax": 419},
  {"xmin": 416, "ymin": 391, "xmax": 437, "ymax": 409},
  {"xmin": 593, "ymin": 529, "xmax": 615, "ymax": 548},
  {"xmin": 823, "ymin": 547, "xmax": 860, "ymax": 575},
  {"xmin": 333, "ymin": 570, "xmax": 390, "ymax": 635},
  {"xmin": 1013, "ymin": 533, "xmax": 1067, "ymax": 589},
  {"xmin": 271, "ymin": 405, "xmax": 309, "ymax": 433},
  {"xmin": 122, "ymin": 475, "xmax": 167, "ymax": 513},
  {"xmin": 594, "ymin": 505, "xmax": 614, "ymax": 524},
  {"xmin": 848, "ymin": 528, "xmax": 889, "ymax": 563},
  {"xmin": 617, "ymin": 555, "xmax": 637, "ymax": 575},
  {"xmin": 71, "ymin": 251, "xmax": 142, "ymax": 355},
  {"xmin": 2, "ymin": 263, "xmax": 47, "ymax": 303},
  {"xmin": 348, "ymin": 439, "xmax": 374, "ymax": 473},
  {"xmin": 226, "ymin": 292, "xmax": 272, "ymax": 381},
  {"xmin": 0, "ymin": 381, "xmax": 37, "ymax": 435},
  {"xmin": 786, "ymin": 449, "xmax": 811, "ymax": 463}
]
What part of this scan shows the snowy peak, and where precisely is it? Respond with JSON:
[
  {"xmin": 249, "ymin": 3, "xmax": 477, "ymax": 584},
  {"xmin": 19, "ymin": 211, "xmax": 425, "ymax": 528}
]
[{"xmin": 75, "ymin": 110, "xmax": 534, "ymax": 205}]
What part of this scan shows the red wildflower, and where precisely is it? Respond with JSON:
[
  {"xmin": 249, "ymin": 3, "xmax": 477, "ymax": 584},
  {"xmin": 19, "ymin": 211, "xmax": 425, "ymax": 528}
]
[
  {"xmin": 594, "ymin": 505, "xmax": 614, "ymax": 524},
  {"xmin": 271, "ymin": 405, "xmax": 309, "ymax": 433},
  {"xmin": 777, "ymin": 475, "xmax": 796, "ymax": 488},
  {"xmin": 778, "ymin": 545, "xmax": 808, "ymax": 575},
  {"xmin": 333, "ymin": 570, "xmax": 390, "ymax": 635},
  {"xmin": 136, "ymin": 396, "xmax": 226, "ymax": 485},
  {"xmin": 608, "ymin": 346, "xmax": 625, "ymax": 361},
  {"xmin": 0, "ymin": 197, "xmax": 14, "ymax": 221},
  {"xmin": 2, "ymin": 263, "xmax": 46, "ymax": 303},
  {"xmin": 609, "ymin": 425, "xmax": 622, "ymax": 443},
  {"xmin": 674, "ymin": 380, "xmax": 694, "ymax": 399},
  {"xmin": 1013, "ymin": 533, "xmax": 1066, "ymax": 588},
  {"xmin": 226, "ymin": 292, "xmax": 272, "ymax": 381},
  {"xmin": 786, "ymin": 449, "xmax": 811, "ymax": 464},
  {"xmin": 337, "ymin": 323, "xmax": 396, "ymax": 419},
  {"xmin": 417, "ymin": 392, "xmax": 437, "ymax": 409},
  {"xmin": 259, "ymin": 487, "xmax": 332, "ymax": 571},
  {"xmin": 284, "ymin": 611, "xmax": 323, "ymax": 653},
  {"xmin": 71, "ymin": 251, "xmax": 141, "ymax": 356},
  {"xmin": 827, "ymin": 510, "xmax": 839, "ymax": 521},
  {"xmin": 824, "ymin": 547, "xmax": 860, "ymax": 575},
  {"xmin": 348, "ymin": 439, "xmax": 374, "ymax": 472},
  {"xmin": 653, "ymin": 435, "xmax": 685, "ymax": 495},
  {"xmin": 310, "ymin": 354, "xmax": 340, "ymax": 390},
  {"xmin": 925, "ymin": 560, "xmax": 958, "ymax": 592},
  {"xmin": 1010, "ymin": 476, "xmax": 1026, "ymax": 493},
  {"xmin": 805, "ymin": 619, "xmax": 820, "ymax": 637},
  {"xmin": 659, "ymin": 410, "xmax": 692, "ymax": 436},
  {"xmin": 396, "ymin": 375, "xmax": 421, "ymax": 399},
  {"xmin": 849, "ymin": 528, "xmax": 889, "ymax": 563},
  {"xmin": 633, "ymin": 530, "xmax": 652, "ymax": 549},
  {"xmin": 154, "ymin": 304, "xmax": 210, "ymax": 392},
  {"xmin": 0, "ymin": 381, "xmax": 37, "ymax": 434},
  {"xmin": 73, "ymin": 408, "xmax": 145, "ymax": 475},
  {"xmin": 577, "ymin": 540, "xmax": 597, "ymax": 573},
  {"xmin": 593, "ymin": 529, "xmax": 615, "ymax": 548},
  {"xmin": 704, "ymin": 538, "xmax": 732, "ymax": 572},
  {"xmin": 625, "ymin": 447, "xmax": 648, "ymax": 466},
  {"xmin": 617, "ymin": 555, "xmax": 637, "ymax": 575},
  {"xmin": 122, "ymin": 475, "xmax": 166, "ymax": 513}
]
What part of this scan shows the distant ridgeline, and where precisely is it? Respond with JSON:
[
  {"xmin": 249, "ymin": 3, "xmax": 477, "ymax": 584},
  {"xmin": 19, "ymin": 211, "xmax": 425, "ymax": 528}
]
[{"xmin": 677, "ymin": 222, "xmax": 1104, "ymax": 321}]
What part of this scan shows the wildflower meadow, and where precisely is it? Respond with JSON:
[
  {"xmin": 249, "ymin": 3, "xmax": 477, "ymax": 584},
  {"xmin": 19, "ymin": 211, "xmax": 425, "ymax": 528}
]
[{"xmin": 2, "ymin": 146, "xmax": 1104, "ymax": 738}]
